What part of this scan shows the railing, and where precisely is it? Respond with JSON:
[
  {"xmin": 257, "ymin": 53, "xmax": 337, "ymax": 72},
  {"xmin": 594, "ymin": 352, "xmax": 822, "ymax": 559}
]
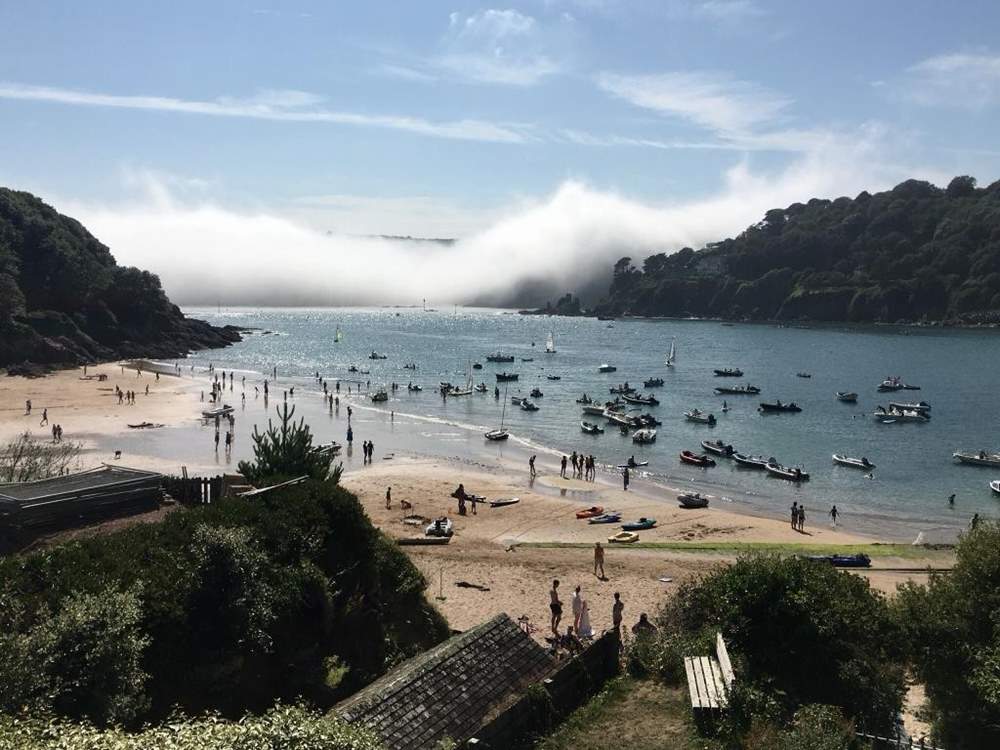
[{"xmin": 857, "ymin": 731, "xmax": 943, "ymax": 750}]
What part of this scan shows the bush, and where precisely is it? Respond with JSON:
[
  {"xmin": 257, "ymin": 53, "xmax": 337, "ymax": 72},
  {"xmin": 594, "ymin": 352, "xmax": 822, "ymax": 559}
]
[
  {"xmin": 238, "ymin": 402, "xmax": 338, "ymax": 485},
  {"xmin": 896, "ymin": 520, "xmax": 1000, "ymax": 748},
  {"xmin": 646, "ymin": 555, "xmax": 905, "ymax": 736},
  {"xmin": 744, "ymin": 704, "xmax": 864, "ymax": 750},
  {"xmin": 0, "ymin": 432, "xmax": 82, "ymax": 482}
]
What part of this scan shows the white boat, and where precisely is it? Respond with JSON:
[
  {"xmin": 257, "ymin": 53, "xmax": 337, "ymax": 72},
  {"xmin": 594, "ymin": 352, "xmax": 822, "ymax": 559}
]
[
  {"xmin": 485, "ymin": 383, "xmax": 510, "ymax": 441},
  {"xmin": 991, "ymin": 480, "xmax": 1000, "ymax": 496},
  {"xmin": 953, "ymin": 451, "xmax": 1000, "ymax": 468},
  {"xmin": 582, "ymin": 405, "xmax": 606, "ymax": 416},
  {"xmin": 581, "ymin": 421, "xmax": 604, "ymax": 434},
  {"xmin": 520, "ymin": 399, "xmax": 539, "ymax": 412},
  {"xmin": 836, "ymin": 391, "xmax": 858, "ymax": 403},
  {"xmin": 334, "ymin": 325, "xmax": 343, "ymax": 343},
  {"xmin": 598, "ymin": 363, "xmax": 617, "ymax": 373},
  {"xmin": 371, "ymin": 389, "xmax": 389, "ymax": 402},
  {"xmin": 888, "ymin": 401, "xmax": 931, "ymax": 413},
  {"xmin": 632, "ymin": 428, "xmax": 657, "ymax": 444},
  {"xmin": 685, "ymin": 409, "xmax": 716, "ymax": 425},
  {"xmin": 447, "ymin": 361, "xmax": 475, "ymax": 396},
  {"xmin": 733, "ymin": 453, "xmax": 769, "ymax": 469},
  {"xmin": 545, "ymin": 332, "xmax": 556, "ymax": 354},
  {"xmin": 202, "ymin": 405, "xmax": 234, "ymax": 418},
  {"xmin": 665, "ymin": 338, "xmax": 676, "ymax": 367},
  {"xmin": 873, "ymin": 407, "xmax": 928, "ymax": 423},
  {"xmin": 425, "ymin": 517, "xmax": 453, "ymax": 537},
  {"xmin": 832, "ymin": 454, "xmax": 876, "ymax": 470}
]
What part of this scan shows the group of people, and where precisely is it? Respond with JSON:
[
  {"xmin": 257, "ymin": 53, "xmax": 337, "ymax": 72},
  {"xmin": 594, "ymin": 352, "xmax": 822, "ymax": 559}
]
[
  {"xmin": 35, "ymin": 407, "xmax": 65, "ymax": 442},
  {"xmin": 116, "ymin": 386, "xmax": 139, "ymax": 405},
  {"xmin": 559, "ymin": 452, "xmax": 597, "ymax": 481},
  {"xmin": 548, "ymin": 580, "xmax": 656, "ymax": 655},
  {"xmin": 790, "ymin": 502, "xmax": 807, "ymax": 531},
  {"xmin": 451, "ymin": 483, "xmax": 480, "ymax": 516},
  {"xmin": 361, "ymin": 439, "xmax": 376, "ymax": 463}
]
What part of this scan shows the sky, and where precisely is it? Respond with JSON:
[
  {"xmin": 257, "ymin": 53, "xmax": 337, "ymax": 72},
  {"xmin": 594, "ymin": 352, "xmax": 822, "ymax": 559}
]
[{"xmin": 1, "ymin": 1, "xmax": 999, "ymax": 305}]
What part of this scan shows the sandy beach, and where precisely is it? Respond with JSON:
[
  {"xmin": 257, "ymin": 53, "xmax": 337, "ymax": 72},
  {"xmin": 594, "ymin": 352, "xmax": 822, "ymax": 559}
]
[{"xmin": 1, "ymin": 365, "xmax": 952, "ymax": 637}]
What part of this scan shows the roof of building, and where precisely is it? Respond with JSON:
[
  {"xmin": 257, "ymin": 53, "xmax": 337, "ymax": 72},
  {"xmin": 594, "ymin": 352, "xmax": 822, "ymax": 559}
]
[
  {"xmin": 0, "ymin": 465, "xmax": 161, "ymax": 506},
  {"xmin": 336, "ymin": 613, "xmax": 556, "ymax": 750}
]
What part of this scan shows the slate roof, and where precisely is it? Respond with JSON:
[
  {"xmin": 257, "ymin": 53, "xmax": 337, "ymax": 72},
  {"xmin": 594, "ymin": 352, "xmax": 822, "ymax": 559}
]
[{"xmin": 336, "ymin": 613, "xmax": 556, "ymax": 749}]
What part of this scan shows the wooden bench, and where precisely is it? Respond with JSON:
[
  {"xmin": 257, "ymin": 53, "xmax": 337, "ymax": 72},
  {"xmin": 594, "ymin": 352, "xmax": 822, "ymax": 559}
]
[{"xmin": 683, "ymin": 632, "xmax": 735, "ymax": 713}]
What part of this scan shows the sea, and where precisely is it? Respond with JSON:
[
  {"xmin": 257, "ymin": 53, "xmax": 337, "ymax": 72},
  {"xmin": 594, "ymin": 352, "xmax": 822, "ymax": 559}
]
[{"xmin": 162, "ymin": 307, "xmax": 1000, "ymax": 543}]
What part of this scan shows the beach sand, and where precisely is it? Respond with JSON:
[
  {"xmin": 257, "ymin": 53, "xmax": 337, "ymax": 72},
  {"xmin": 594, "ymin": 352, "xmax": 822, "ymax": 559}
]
[{"xmin": 2, "ymin": 365, "xmax": 950, "ymax": 635}]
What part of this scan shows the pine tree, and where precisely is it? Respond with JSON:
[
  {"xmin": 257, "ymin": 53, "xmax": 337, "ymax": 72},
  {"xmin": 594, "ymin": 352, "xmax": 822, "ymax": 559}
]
[{"xmin": 237, "ymin": 402, "xmax": 339, "ymax": 484}]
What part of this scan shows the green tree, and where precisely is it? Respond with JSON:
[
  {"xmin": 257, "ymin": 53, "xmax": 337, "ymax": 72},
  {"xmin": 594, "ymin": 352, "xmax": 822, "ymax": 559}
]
[{"xmin": 238, "ymin": 402, "xmax": 338, "ymax": 484}]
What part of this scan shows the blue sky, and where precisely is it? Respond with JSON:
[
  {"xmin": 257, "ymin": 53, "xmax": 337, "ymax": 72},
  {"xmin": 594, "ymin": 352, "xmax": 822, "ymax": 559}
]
[{"xmin": 1, "ymin": 1, "xmax": 998, "ymax": 303}]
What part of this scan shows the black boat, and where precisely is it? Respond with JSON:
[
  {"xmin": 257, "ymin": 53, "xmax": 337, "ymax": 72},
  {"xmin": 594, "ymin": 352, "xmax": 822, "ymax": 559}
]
[
  {"xmin": 643, "ymin": 377, "xmax": 664, "ymax": 388},
  {"xmin": 758, "ymin": 401, "xmax": 802, "ymax": 413},
  {"xmin": 701, "ymin": 439, "xmax": 735, "ymax": 457},
  {"xmin": 495, "ymin": 372, "xmax": 519, "ymax": 382},
  {"xmin": 623, "ymin": 393, "xmax": 659, "ymax": 406},
  {"xmin": 714, "ymin": 385, "xmax": 760, "ymax": 395},
  {"xmin": 486, "ymin": 353, "xmax": 515, "ymax": 363},
  {"xmin": 714, "ymin": 368, "xmax": 744, "ymax": 377}
]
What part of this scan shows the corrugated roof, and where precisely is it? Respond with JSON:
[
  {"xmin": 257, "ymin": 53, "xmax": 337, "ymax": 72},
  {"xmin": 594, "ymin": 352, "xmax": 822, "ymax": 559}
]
[
  {"xmin": 0, "ymin": 465, "xmax": 161, "ymax": 505},
  {"xmin": 336, "ymin": 613, "xmax": 556, "ymax": 750}
]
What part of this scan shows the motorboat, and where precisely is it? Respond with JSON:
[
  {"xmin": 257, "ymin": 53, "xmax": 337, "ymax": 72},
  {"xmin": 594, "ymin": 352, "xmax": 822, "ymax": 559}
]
[
  {"xmin": 371, "ymin": 389, "xmax": 389, "ymax": 402},
  {"xmin": 598, "ymin": 363, "xmax": 617, "ymax": 373},
  {"xmin": 472, "ymin": 362, "xmax": 483, "ymax": 370},
  {"xmin": 732, "ymin": 453, "xmax": 770, "ymax": 469},
  {"xmin": 714, "ymin": 385, "xmax": 760, "ymax": 395},
  {"xmin": 644, "ymin": 377, "xmax": 664, "ymax": 388},
  {"xmin": 758, "ymin": 401, "xmax": 802, "ymax": 413},
  {"xmin": 796, "ymin": 372, "xmax": 812, "ymax": 378},
  {"xmin": 495, "ymin": 372, "xmax": 519, "ymax": 382},
  {"xmin": 489, "ymin": 497, "xmax": 520, "ymax": 508},
  {"xmin": 678, "ymin": 492, "xmax": 709, "ymax": 509},
  {"xmin": 953, "ymin": 450, "xmax": 1000, "ymax": 467},
  {"xmin": 632, "ymin": 428, "xmax": 657, "ymax": 444},
  {"xmin": 609, "ymin": 384, "xmax": 636, "ymax": 395},
  {"xmin": 425, "ymin": 517, "xmax": 454, "ymax": 537},
  {"xmin": 474, "ymin": 383, "xmax": 488, "ymax": 393},
  {"xmin": 546, "ymin": 375, "xmax": 561, "ymax": 381},
  {"xmin": 635, "ymin": 413, "xmax": 661, "ymax": 427},
  {"xmin": 873, "ymin": 407, "xmax": 928, "ymax": 423},
  {"xmin": 486, "ymin": 352, "xmax": 515, "ymax": 363},
  {"xmin": 576, "ymin": 506, "xmax": 604, "ymax": 519},
  {"xmin": 521, "ymin": 357, "xmax": 534, "ymax": 362},
  {"xmin": 714, "ymin": 368, "xmax": 743, "ymax": 377},
  {"xmin": 608, "ymin": 531, "xmax": 639, "ymax": 544},
  {"xmin": 604, "ymin": 410, "xmax": 633, "ymax": 427},
  {"xmin": 588, "ymin": 512, "xmax": 622, "ymax": 524},
  {"xmin": 201, "ymin": 405, "xmax": 234, "ymax": 418},
  {"xmin": 581, "ymin": 421, "xmax": 605, "ymax": 434},
  {"xmin": 701, "ymin": 439, "xmax": 735, "ymax": 457},
  {"xmin": 836, "ymin": 391, "xmax": 858, "ymax": 403},
  {"xmin": 765, "ymin": 462, "xmax": 810, "ymax": 481},
  {"xmin": 402, "ymin": 363, "xmax": 417, "ymax": 370},
  {"xmin": 991, "ymin": 480, "xmax": 1000, "ymax": 496},
  {"xmin": 530, "ymin": 388, "xmax": 544, "ymax": 398},
  {"xmin": 680, "ymin": 450, "xmax": 715, "ymax": 467},
  {"xmin": 582, "ymin": 405, "xmax": 606, "ymax": 416},
  {"xmin": 807, "ymin": 554, "xmax": 871, "ymax": 568},
  {"xmin": 623, "ymin": 393, "xmax": 659, "ymax": 406},
  {"xmin": 832, "ymin": 454, "xmax": 876, "ymax": 470},
  {"xmin": 877, "ymin": 376, "xmax": 919, "ymax": 392},
  {"xmin": 685, "ymin": 409, "xmax": 716, "ymax": 425},
  {"xmin": 576, "ymin": 394, "xmax": 593, "ymax": 404},
  {"xmin": 888, "ymin": 401, "xmax": 931, "ymax": 413},
  {"xmin": 621, "ymin": 517, "xmax": 656, "ymax": 531},
  {"xmin": 368, "ymin": 351, "xmax": 388, "ymax": 360},
  {"xmin": 520, "ymin": 399, "xmax": 539, "ymax": 412}
]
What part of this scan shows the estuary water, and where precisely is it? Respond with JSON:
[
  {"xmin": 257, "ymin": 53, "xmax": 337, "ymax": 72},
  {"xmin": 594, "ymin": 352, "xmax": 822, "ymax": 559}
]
[{"xmin": 180, "ymin": 307, "xmax": 1000, "ymax": 542}]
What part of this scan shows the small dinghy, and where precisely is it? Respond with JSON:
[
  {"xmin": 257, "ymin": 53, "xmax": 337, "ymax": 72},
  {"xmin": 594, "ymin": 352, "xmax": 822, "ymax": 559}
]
[
  {"xmin": 644, "ymin": 377, "xmax": 664, "ymax": 387},
  {"xmin": 425, "ymin": 517, "xmax": 454, "ymax": 537},
  {"xmin": 680, "ymin": 450, "xmax": 716, "ymax": 467},
  {"xmin": 733, "ymin": 453, "xmax": 769, "ymax": 469},
  {"xmin": 371, "ymin": 389, "xmax": 389, "ymax": 402},
  {"xmin": 530, "ymin": 388, "xmax": 544, "ymax": 398},
  {"xmin": 836, "ymin": 391, "xmax": 858, "ymax": 403},
  {"xmin": 520, "ymin": 399, "xmax": 539, "ymax": 412},
  {"xmin": 796, "ymin": 372, "xmax": 812, "ymax": 378},
  {"xmin": 608, "ymin": 531, "xmax": 639, "ymax": 544},
  {"xmin": 598, "ymin": 363, "xmax": 617, "ymax": 373},
  {"xmin": 632, "ymin": 428, "xmax": 657, "ymax": 444},
  {"xmin": 832, "ymin": 454, "xmax": 876, "ymax": 470},
  {"xmin": 576, "ymin": 506, "xmax": 604, "ymax": 519},
  {"xmin": 621, "ymin": 517, "xmax": 656, "ymax": 531},
  {"xmin": 489, "ymin": 497, "xmax": 520, "ymax": 508},
  {"xmin": 702, "ymin": 439, "xmax": 735, "ymax": 457},
  {"xmin": 474, "ymin": 383, "xmax": 488, "ymax": 393},
  {"xmin": 685, "ymin": 409, "xmax": 716, "ymax": 425},
  {"xmin": 484, "ymin": 428, "xmax": 510, "ymax": 441},
  {"xmin": 202, "ymin": 405, "xmax": 234, "ymax": 418},
  {"xmin": 678, "ymin": 492, "xmax": 709, "ymax": 509},
  {"xmin": 714, "ymin": 384, "xmax": 760, "ymax": 395},
  {"xmin": 581, "ymin": 421, "xmax": 605, "ymax": 434},
  {"xmin": 547, "ymin": 375, "xmax": 561, "ymax": 381},
  {"xmin": 991, "ymin": 480, "xmax": 1000, "ymax": 496},
  {"xmin": 714, "ymin": 368, "xmax": 743, "ymax": 377},
  {"xmin": 588, "ymin": 512, "xmax": 622, "ymax": 524},
  {"xmin": 765, "ymin": 462, "xmax": 810, "ymax": 481},
  {"xmin": 758, "ymin": 401, "xmax": 802, "ymax": 413}
]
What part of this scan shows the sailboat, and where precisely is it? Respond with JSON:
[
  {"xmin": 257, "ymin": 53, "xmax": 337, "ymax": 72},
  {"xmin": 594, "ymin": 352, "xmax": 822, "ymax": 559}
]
[
  {"xmin": 545, "ymin": 331, "xmax": 556, "ymax": 354},
  {"xmin": 485, "ymin": 383, "xmax": 510, "ymax": 441},
  {"xmin": 447, "ymin": 361, "xmax": 474, "ymax": 396},
  {"xmin": 665, "ymin": 338, "xmax": 676, "ymax": 367},
  {"xmin": 334, "ymin": 326, "xmax": 343, "ymax": 343}
]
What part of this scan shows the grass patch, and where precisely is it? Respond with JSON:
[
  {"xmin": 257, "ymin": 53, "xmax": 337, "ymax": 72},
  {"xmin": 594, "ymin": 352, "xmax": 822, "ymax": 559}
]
[
  {"xmin": 536, "ymin": 676, "xmax": 715, "ymax": 750},
  {"xmin": 517, "ymin": 541, "xmax": 954, "ymax": 560}
]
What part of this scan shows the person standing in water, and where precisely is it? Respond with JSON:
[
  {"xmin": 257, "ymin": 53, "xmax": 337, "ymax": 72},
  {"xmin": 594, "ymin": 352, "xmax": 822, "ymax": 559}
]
[
  {"xmin": 529, "ymin": 455, "xmax": 536, "ymax": 477},
  {"xmin": 622, "ymin": 466, "xmax": 630, "ymax": 491},
  {"xmin": 830, "ymin": 505, "xmax": 839, "ymax": 526}
]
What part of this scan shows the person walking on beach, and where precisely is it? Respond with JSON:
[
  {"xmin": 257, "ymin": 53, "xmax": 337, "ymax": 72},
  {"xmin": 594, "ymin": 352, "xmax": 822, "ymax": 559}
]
[
  {"xmin": 39, "ymin": 408, "xmax": 48, "ymax": 426},
  {"xmin": 385, "ymin": 486, "xmax": 392, "ymax": 509},
  {"xmin": 529, "ymin": 455, "xmax": 536, "ymax": 477},
  {"xmin": 25, "ymin": 399, "xmax": 31, "ymax": 415},
  {"xmin": 560, "ymin": 455, "xmax": 567, "ymax": 479},
  {"xmin": 368, "ymin": 440, "xmax": 375, "ymax": 462},
  {"xmin": 971, "ymin": 513, "xmax": 981, "ymax": 530},
  {"xmin": 612, "ymin": 592, "xmax": 624, "ymax": 635},
  {"xmin": 346, "ymin": 426, "xmax": 353, "ymax": 446},
  {"xmin": 830, "ymin": 505, "xmax": 839, "ymax": 526},
  {"xmin": 622, "ymin": 466, "xmax": 630, "ymax": 491},
  {"xmin": 571, "ymin": 451, "xmax": 579, "ymax": 477},
  {"xmin": 594, "ymin": 541, "xmax": 605, "ymax": 578},
  {"xmin": 798, "ymin": 505, "xmax": 806, "ymax": 532},
  {"xmin": 790, "ymin": 502, "xmax": 798, "ymax": 529},
  {"xmin": 214, "ymin": 429, "xmax": 220, "ymax": 452},
  {"xmin": 571, "ymin": 585, "xmax": 582, "ymax": 629},
  {"xmin": 549, "ymin": 580, "xmax": 563, "ymax": 636}
]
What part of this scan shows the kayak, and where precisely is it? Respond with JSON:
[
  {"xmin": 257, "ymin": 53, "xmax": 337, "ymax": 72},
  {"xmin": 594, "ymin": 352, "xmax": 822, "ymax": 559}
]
[
  {"xmin": 588, "ymin": 513, "xmax": 622, "ymax": 525},
  {"xmin": 621, "ymin": 517, "xmax": 656, "ymax": 531},
  {"xmin": 575, "ymin": 506, "xmax": 604, "ymax": 519},
  {"xmin": 489, "ymin": 497, "xmax": 520, "ymax": 508}
]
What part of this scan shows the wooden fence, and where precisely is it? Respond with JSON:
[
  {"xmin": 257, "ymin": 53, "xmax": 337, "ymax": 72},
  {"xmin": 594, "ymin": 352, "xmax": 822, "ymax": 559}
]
[{"xmin": 163, "ymin": 475, "xmax": 224, "ymax": 505}]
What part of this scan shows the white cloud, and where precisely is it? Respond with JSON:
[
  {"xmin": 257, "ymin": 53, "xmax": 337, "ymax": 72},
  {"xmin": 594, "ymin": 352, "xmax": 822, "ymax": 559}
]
[
  {"xmin": 904, "ymin": 52, "xmax": 1000, "ymax": 108},
  {"xmin": 437, "ymin": 9, "xmax": 563, "ymax": 86},
  {"xmin": 0, "ymin": 82, "xmax": 530, "ymax": 143},
  {"xmin": 596, "ymin": 71, "xmax": 791, "ymax": 136},
  {"xmin": 374, "ymin": 64, "xmax": 438, "ymax": 83},
  {"xmin": 58, "ymin": 126, "xmax": 934, "ymax": 308}
]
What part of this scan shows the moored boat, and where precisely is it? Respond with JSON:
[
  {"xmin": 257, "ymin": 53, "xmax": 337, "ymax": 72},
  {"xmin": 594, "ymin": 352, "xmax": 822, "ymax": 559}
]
[
  {"xmin": 486, "ymin": 352, "xmax": 515, "ymax": 363},
  {"xmin": 529, "ymin": 387, "xmax": 543, "ymax": 398},
  {"xmin": 685, "ymin": 409, "xmax": 716, "ymax": 425},
  {"xmin": 714, "ymin": 384, "xmax": 760, "ymax": 395},
  {"xmin": 495, "ymin": 372, "xmax": 519, "ymax": 382},
  {"xmin": 608, "ymin": 531, "xmax": 639, "ymax": 544},
  {"xmin": 621, "ymin": 517, "xmax": 656, "ymax": 531},
  {"xmin": 484, "ymin": 429, "xmax": 510, "ymax": 441},
  {"xmin": 576, "ymin": 394, "xmax": 593, "ymax": 404},
  {"xmin": 678, "ymin": 492, "xmax": 709, "ymax": 509},
  {"xmin": 888, "ymin": 400, "xmax": 931, "ymax": 413},
  {"xmin": 582, "ymin": 405, "xmax": 606, "ymax": 416},
  {"xmin": 702, "ymin": 439, "xmax": 735, "ymax": 457},
  {"xmin": 545, "ymin": 332, "xmax": 556, "ymax": 354},
  {"xmin": 368, "ymin": 351, "xmax": 388, "ymax": 360},
  {"xmin": 474, "ymin": 383, "xmax": 488, "ymax": 393},
  {"xmin": 991, "ymin": 480, "xmax": 1000, "ymax": 496},
  {"xmin": 623, "ymin": 393, "xmax": 659, "ymax": 406},
  {"xmin": 714, "ymin": 368, "xmax": 743, "ymax": 377},
  {"xmin": 836, "ymin": 391, "xmax": 858, "ymax": 403},
  {"xmin": 796, "ymin": 372, "xmax": 812, "ymax": 378},
  {"xmin": 873, "ymin": 407, "xmax": 928, "ymax": 423},
  {"xmin": 589, "ymin": 512, "xmax": 622, "ymax": 525},
  {"xmin": 644, "ymin": 377, "xmax": 664, "ymax": 387},
  {"xmin": 520, "ymin": 399, "xmax": 539, "ymax": 412},
  {"xmin": 758, "ymin": 401, "xmax": 802, "ymax": 413},
  {"xmin": 632, "ymin": 428, "xmax": 657, "ymax": 444},
  {"xmin": 953, "ymin": 450, "xmax": 1000, "ymax": 467},
  {"xmin": 765, "ymin": 462, "xmax": 810, "ymax": 481},
  {"xmin": 832, "ymin": 454, "xmax": 876, "ymax": 470},
  {"xmin": 732, "ymin": 453, "xmax": 770, "ymax": 469},
  {"xmin": 546, "ymin": 375, "xmax": 561, "ymax": 381},
  {"xmin": 581, "ymin": 421, "xmax": 605, "ymax": 434},
  {"xmin": 598, "ymin": 363, "xmax": 617, "ymax": 373},
  {"xmin": 680, "ymin": 450, "xmax": 715, "ymax": 467}
]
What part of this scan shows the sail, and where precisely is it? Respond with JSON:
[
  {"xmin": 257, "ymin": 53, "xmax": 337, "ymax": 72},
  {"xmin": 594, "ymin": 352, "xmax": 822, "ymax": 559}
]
[
  {"xmin": 666, "ymin": 338, "xmax": 675, "ymax": 366},
  {"xmin": 545, "ymin": 332, "xmax": 556, "ymax": 353},
  {"xmin": 335, "ymin": 326, "xmax": 343, "ymax": 343}
]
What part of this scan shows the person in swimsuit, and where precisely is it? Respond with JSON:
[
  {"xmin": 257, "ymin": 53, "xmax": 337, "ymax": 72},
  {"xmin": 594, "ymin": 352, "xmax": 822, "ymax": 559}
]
[{"xmin": 549, "ymin": 579, "xmax": 562, "ymax": 636}]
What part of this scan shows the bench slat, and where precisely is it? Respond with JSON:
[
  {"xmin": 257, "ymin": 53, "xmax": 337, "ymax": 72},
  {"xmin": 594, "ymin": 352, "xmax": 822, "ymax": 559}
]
[
  {"xmin": 707, "ymin": 657, "xmax": 728, "ymax": 708},
  {"xmin": 715, "ymin": 632, "xmax": 735, "ymax": 689},
  {"xmin": 699, "ymin": 656, "xmax": 720, "ymax": 708},
  {"xmin": 683, "ymin": 657, "xmax": 702, "ymax": 708}
]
